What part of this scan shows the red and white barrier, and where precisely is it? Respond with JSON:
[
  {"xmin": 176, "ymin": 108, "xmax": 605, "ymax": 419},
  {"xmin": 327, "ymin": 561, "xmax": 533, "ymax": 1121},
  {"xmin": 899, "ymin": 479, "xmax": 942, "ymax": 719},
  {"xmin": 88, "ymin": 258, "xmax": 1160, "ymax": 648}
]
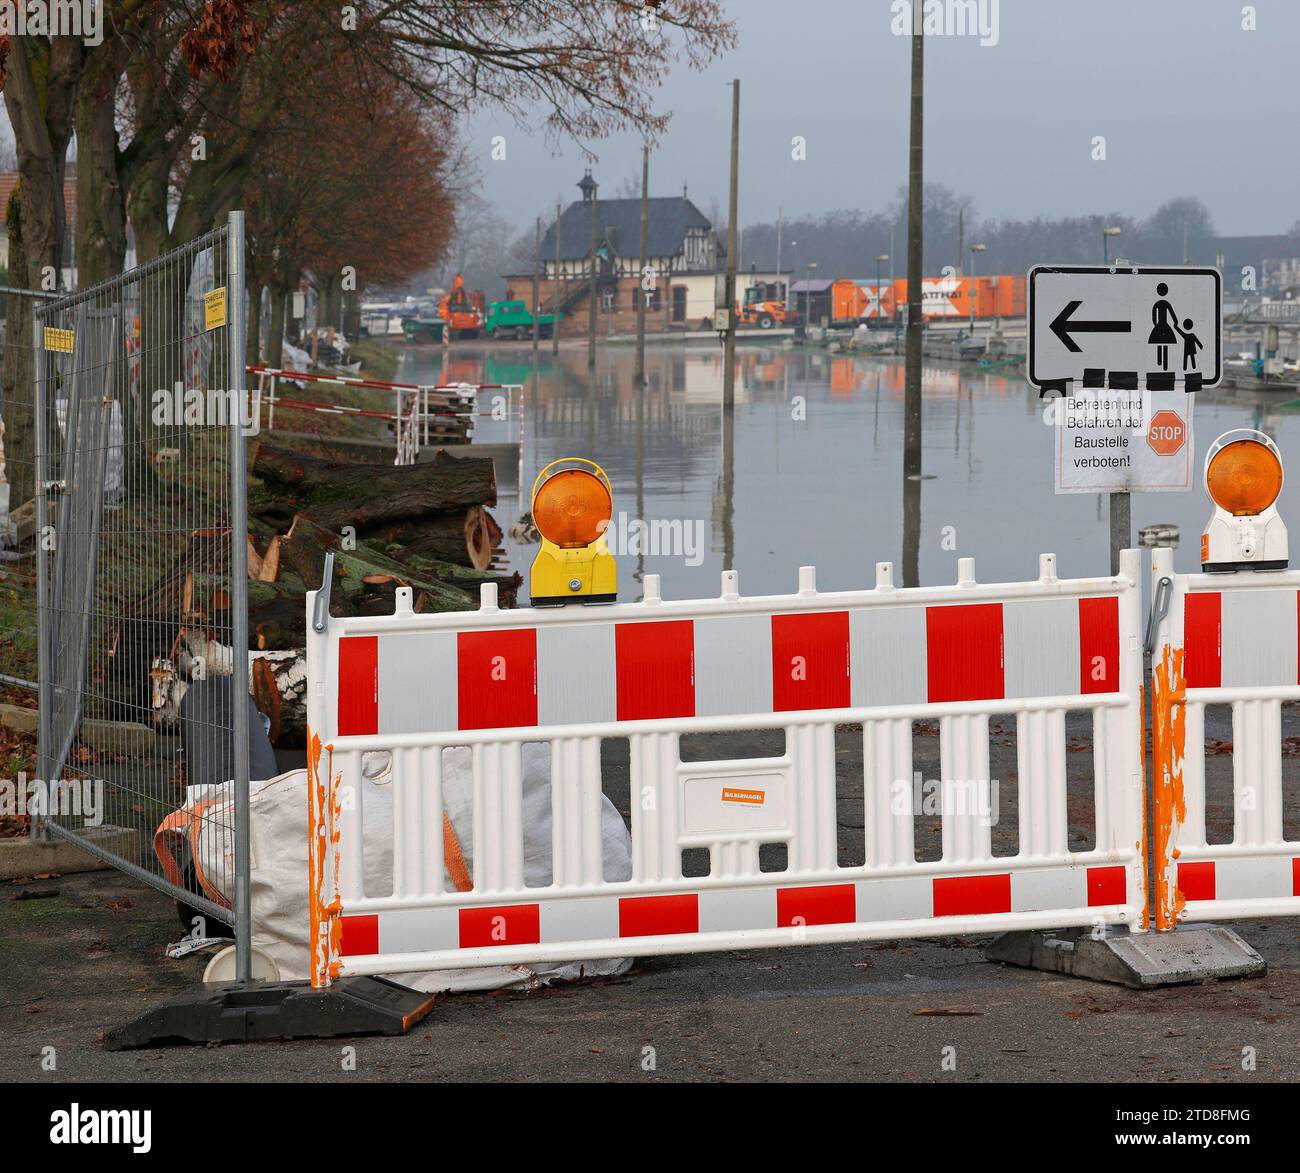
[
  {"xmin": 305, "ymin": 552, "xmax": 1147, "ymax": 986},
  {"xmin": 1150, "ymin": 546, "xmax": 1300, "ymax": 929}
]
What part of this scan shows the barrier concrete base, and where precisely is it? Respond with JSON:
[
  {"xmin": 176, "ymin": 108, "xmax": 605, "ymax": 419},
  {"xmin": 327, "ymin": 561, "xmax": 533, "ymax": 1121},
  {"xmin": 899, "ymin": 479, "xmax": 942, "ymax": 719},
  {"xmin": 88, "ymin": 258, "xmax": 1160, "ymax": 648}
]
[
  {"xmin": 985, "ymin": 923, "xmax": 1266, "ymax": 989},
  {"xmin": 103, "ymin": 977, "xmax": 434, "ymax": 1049}
]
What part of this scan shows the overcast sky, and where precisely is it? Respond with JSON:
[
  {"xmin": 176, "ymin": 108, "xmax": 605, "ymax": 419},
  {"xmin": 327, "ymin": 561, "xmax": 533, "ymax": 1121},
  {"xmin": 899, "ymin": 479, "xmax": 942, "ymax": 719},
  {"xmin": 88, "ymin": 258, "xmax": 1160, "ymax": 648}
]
[{"xmin": 465, "ymin": 0, "xmax": 1300, "ymax": 235}]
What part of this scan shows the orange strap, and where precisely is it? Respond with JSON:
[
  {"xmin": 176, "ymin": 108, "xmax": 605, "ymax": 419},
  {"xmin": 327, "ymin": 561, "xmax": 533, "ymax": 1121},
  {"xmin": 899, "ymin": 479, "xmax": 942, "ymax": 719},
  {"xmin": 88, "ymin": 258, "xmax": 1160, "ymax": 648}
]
[
  {"xmin": 160, "ymin": 801, "xmax": 473, "ymax": 901},
  {"xmin": 153, "ymin": 798, "xmax": 233, "ymax": 911},
  {"xmin": 443, "ymin": 812, "xmax": 472, "ymax": 893}
]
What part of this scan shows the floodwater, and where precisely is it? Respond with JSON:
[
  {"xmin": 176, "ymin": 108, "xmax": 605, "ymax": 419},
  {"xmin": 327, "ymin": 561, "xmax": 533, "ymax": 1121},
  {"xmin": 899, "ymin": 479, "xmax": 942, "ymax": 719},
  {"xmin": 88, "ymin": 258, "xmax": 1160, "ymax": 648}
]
[{"xmin": 395, "ymin": 342, "xmax": 1300, "ymax": 603}]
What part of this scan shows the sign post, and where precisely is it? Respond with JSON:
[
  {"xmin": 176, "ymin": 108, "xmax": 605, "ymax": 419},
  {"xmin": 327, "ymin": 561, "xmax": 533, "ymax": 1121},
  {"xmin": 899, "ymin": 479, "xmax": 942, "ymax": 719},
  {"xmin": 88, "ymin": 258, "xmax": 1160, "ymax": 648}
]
[{"xmin": 1029, "ymin": 265, "xmax": 1221, "ymax": 573}]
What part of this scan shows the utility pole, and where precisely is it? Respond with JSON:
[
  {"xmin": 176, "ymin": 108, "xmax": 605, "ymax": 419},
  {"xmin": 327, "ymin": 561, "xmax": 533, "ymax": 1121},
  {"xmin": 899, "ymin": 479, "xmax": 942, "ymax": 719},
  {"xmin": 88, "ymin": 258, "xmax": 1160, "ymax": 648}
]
[
  {"xmin": 902, "ymin": 14, "xmax": 924, "ymax": 587},
  {"xmin": 587, "ymin": 172, "xmax": 598, "ymax": 370},
  {"xmin": 553, "ymin": 202, "xmax": 562, "ymax": 356},
  {"xmin": 776, "ymin": 206, "xmax": 783, "ymax": 292},
  {"xmin": 532, "ymin": 216, "xmax": 541, "ymax": 352},
  {"xmin": 722, "ymin": 78, "xmax": 740, "ymax": 412},
  {"xmin": 635, "ymin": 143, "xmax": 650, "ymax": 388}
]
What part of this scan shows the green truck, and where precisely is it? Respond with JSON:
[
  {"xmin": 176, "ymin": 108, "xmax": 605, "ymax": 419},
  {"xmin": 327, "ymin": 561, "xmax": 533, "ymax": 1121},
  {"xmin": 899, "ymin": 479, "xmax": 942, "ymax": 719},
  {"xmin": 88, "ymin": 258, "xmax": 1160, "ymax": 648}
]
[{"xmin": 484, "ymin": 300, "xmax": 562, "ymax": 340}]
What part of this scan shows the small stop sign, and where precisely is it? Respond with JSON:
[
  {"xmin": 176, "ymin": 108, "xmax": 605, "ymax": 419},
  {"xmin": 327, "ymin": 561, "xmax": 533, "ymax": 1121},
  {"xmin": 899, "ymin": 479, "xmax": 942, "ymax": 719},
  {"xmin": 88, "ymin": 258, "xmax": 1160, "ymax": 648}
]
[{"xmin": 1147, "ymin": 409, "xmax": 1187, "ymax": 456}]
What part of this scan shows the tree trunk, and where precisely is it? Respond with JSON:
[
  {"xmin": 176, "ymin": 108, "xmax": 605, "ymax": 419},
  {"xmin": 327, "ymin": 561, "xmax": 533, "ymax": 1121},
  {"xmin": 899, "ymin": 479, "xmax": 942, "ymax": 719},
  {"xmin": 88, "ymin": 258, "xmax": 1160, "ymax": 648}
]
[
  {"xmin": 317, "ymin": 271, "xmax": 341, "ymax": 334},
  {"xmin": 74, "ymin": 46, "xmax": 128, "ymax": 286},
  {"xmin": 0, "ymin": 37, "xmax": 79, "ymax": 513},
  {"xmin": 248, "ymin": 282, "xmax": 264, "ymax": 365},
  {"xmin": 1, "ymin": 194, "xmax": 36, "ymax": 510},
  {"xmin": 268, "ymin": 284, "xmax": 286, "ymax": 367},
  {"xmin": 125, "ymin": 159, "xmax": 171, "ymax": 264}
]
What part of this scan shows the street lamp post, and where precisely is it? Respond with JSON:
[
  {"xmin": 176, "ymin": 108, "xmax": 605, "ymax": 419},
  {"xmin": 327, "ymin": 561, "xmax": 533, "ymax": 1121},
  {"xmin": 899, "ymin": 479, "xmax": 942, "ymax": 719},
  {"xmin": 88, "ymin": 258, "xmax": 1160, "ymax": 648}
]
[
  {"xmin": 1103, "ymin": 225, "xmax": 1122, "ymax": 265},
  {"xmin": 876, "ymin": 253, "xmax": 889, "ymax": 329},
  {"xmin": 969, "ymin": 243, "xmax": 986, "ymax": 337},
  {"xmin": 806, "ymin": 261, "xmax": 817, "ymax": 328}
]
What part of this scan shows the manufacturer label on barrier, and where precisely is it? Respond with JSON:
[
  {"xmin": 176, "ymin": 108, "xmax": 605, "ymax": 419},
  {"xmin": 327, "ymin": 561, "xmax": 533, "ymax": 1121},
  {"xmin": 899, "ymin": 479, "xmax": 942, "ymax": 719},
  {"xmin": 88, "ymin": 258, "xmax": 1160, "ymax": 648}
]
[
  {"xmin": 684, "ymin": 773, "xmax": 786, "ymax": 833},
  {"xmin": 42, "ymin": 327, "xmax": 74, "ymax": 353},
  {"xmin": 1054, "ymin": 390, "xmax": 1194, "ymax": 493},
  {"xmin": 204, "ymin": 286, "xmax": 227, "ymax": 331}
]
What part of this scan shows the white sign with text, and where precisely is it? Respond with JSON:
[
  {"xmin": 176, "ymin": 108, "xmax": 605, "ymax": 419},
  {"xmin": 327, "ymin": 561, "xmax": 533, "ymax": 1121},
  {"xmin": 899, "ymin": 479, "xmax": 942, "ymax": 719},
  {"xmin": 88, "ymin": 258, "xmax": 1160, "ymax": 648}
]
[{"xmin": 1054, "ymin": 390, "xmax": 1195, "ymax": 494}]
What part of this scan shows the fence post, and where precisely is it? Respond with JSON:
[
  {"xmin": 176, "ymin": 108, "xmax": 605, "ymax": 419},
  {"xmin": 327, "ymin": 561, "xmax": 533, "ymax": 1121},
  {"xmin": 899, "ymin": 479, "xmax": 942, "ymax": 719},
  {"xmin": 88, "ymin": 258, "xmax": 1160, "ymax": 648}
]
[
  {"xmin": 227, "ymin": 210, "xmax": 253, "ymax": 983},
  {"xmin": 32, "ymin": 314, "xmax": 50, "ymax": 842}
]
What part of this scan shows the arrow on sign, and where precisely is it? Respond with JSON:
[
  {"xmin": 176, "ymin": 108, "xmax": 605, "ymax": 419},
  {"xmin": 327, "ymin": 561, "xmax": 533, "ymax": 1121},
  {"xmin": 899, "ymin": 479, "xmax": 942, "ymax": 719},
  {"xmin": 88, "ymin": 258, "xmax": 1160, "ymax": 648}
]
[{"xmin": 1049, "ymin": 300, "xmax": 1132, "ymax": 353}]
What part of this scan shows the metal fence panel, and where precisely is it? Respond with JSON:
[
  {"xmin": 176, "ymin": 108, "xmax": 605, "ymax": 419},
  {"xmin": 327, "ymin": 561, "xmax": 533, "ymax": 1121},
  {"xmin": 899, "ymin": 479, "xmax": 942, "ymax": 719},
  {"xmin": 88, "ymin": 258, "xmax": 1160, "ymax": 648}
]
[{"xmin": 33, "ymin": 214, "xmax": 250, "ymax": 966}]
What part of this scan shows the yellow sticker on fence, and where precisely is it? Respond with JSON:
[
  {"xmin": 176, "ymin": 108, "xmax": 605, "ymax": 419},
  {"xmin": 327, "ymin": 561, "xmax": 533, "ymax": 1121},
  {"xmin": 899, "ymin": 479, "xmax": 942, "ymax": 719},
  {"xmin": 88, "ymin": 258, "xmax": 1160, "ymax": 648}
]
[
  {"xmin": 204, "ymin": 287, "xmax": 227, "ymax": 331},
  {"xmin": 43, "ymin": 327, "xmax": 74, "ymax": 353}
]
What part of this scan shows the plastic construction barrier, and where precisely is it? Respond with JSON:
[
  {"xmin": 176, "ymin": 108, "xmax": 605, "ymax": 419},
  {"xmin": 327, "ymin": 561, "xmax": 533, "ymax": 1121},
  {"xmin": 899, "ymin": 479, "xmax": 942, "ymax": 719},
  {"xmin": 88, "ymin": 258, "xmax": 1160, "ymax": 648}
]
[
  {"xmin": 304, "ymin": 552, "xmax": 1147, "ymax": 987},
  {"xmin": 1149, "ymin": 546, "xmax": 1300, "ymax": 930}
]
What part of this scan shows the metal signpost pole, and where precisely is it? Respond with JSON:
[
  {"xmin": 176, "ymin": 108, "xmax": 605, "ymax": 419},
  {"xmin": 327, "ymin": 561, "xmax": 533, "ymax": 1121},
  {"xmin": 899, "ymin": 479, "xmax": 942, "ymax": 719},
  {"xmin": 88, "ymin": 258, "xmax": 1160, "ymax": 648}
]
[{"xmin": 1110, "ymin": 491, "xmax": 1130, "ymax": 576}]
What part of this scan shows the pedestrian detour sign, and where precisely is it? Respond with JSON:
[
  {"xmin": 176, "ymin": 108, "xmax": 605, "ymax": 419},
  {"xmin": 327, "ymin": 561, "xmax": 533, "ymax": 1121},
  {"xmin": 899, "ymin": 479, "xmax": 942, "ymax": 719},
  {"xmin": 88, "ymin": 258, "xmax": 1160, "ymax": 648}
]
[
  {"xmin": 1029, "ymin": 265, "xmax": 1221, "ymax": 392},
  {"xmin": 1032, "ymin": 265, "xmax": 1216, "ymax": 494}
]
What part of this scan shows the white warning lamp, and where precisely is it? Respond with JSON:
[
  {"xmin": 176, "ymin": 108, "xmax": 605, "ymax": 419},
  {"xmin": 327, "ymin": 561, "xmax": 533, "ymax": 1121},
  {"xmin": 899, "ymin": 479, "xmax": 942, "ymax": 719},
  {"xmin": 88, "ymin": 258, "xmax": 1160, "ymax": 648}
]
[{"xmin": 1200, "ymin": 429, "xmax": 1288, "ymax": 572}]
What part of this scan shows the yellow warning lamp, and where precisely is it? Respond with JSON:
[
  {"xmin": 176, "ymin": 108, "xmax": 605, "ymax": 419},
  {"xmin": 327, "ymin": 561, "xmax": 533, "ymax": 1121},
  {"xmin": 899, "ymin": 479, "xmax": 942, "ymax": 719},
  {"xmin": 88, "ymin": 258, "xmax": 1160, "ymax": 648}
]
[
  {"xmin": 529, "ymin": 458, "xmax": 618, "ymax": 605},
  {"xmin": 1201, "ymin": 429, "xmax": 1288, "ymax": 572}
]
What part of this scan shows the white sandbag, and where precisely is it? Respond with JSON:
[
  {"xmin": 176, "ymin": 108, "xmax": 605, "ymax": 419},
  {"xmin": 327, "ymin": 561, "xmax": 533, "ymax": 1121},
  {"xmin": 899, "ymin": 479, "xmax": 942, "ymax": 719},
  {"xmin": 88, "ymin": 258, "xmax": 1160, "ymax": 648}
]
[{"xmin": 165, "ymin": 743, "xmax": 634, "ymax": 992}]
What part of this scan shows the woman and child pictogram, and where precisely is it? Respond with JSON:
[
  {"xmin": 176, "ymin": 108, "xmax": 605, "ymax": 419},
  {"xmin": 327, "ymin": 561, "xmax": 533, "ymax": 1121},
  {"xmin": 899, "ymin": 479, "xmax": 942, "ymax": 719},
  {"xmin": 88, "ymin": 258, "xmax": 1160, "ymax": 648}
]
[{"xmin": 1149, "ymin": 283, "xmax": 1202, "ymax": 372}]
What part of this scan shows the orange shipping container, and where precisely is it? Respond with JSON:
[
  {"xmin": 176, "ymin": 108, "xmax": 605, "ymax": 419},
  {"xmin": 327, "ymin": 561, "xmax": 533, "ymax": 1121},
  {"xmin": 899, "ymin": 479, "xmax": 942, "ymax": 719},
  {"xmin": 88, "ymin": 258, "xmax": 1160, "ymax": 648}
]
[
  {"xmin": 889, "ymin": 275, "xmax": 1024, "ymax": 319},
  {"xmin": 830, "ymin": 279, "xmax": 869, "ymax": 323}
]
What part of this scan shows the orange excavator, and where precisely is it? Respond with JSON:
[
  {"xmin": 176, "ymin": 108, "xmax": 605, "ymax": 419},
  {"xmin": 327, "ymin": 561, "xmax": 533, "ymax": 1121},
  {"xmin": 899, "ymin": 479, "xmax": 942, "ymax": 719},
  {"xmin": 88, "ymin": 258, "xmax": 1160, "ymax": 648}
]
[{"xmin": 439, "ymin": 274, "xmax": 485, "ymax": 340}]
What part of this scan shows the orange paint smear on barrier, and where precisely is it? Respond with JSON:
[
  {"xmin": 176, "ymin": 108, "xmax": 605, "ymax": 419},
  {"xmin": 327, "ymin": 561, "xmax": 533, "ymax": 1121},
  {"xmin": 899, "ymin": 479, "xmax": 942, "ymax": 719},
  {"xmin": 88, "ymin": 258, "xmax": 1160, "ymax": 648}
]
[
  {"xmin": 1151, "ymin": 646, "xmax": 1187, "ymax": 931},
  {"xmin": 328, "ymin": 770, "xmax": 343, "ymax": 980},
  {"xmin": 307, "ymin": 732, "xmax": 338, "ymax": 988}
]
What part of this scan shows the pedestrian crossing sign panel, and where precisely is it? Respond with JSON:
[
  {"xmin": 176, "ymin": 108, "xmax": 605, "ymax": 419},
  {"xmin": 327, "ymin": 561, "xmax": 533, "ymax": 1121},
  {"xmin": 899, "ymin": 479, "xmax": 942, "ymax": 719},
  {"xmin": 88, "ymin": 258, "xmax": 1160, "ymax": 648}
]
[{"xmin": 1029, "ymin": 265, "xmax": 1221, "ymax": 393}]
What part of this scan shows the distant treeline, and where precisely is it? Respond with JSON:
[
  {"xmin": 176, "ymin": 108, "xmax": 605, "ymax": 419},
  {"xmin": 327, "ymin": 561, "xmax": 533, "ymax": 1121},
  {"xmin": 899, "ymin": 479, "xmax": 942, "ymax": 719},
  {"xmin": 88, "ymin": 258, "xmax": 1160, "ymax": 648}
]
[{"xmin": 739, "ymin": 187, "xmax": 1258, "ymax": 279}]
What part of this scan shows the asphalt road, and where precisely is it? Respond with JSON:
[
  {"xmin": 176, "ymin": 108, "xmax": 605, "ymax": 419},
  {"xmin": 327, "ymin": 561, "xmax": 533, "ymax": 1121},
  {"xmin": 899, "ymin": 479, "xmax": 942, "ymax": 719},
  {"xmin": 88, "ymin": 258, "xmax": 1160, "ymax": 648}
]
[{"xmin": 2, "ymin": 719, "xmax": 1298, "ymax": 1082}]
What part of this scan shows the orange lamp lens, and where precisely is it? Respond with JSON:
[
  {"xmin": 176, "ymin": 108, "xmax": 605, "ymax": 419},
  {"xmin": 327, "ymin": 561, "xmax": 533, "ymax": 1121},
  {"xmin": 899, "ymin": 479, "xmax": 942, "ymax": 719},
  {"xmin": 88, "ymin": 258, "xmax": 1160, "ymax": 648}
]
[
  {"xmin": 533, "ymin": 469, "xmax": 612, "ymax": 547},
  {"xmin": 1206, "ymin": 440, "xmax": 1283, "ymax": 516}
]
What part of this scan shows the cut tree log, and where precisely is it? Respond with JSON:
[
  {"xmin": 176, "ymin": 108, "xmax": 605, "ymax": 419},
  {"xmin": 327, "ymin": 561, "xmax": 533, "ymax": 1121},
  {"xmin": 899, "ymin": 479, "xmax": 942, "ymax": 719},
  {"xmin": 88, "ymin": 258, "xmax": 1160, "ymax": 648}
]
[
  {"xmin": 246, "ymin": 577, "xmax": 312, "ymax": 650},
  {"xmin": 285, "ymin": 515, "xmax": 521, "ymax": 605},
  {"xmin": 364, "ymin": 508, "xmax": 498, "ymax": 571},
  {"xmin": 381, "ymin": 545, "xmax": 521, "ymax": 605},
  {"xmin": 279, "ymin": 513, "xmax": 477, "ymax": 611},
  {"xmin": 251, "ymin": 442, "xmax": 496, "ymax": 533}
]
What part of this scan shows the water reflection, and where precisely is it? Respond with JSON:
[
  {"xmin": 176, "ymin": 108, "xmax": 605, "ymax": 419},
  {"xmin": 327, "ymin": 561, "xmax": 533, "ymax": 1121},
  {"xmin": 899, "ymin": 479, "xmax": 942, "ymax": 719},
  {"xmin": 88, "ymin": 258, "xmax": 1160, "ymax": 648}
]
[{"xmin": 394, "ymin": 344, "xmax": 1300, "ymax": 602}]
